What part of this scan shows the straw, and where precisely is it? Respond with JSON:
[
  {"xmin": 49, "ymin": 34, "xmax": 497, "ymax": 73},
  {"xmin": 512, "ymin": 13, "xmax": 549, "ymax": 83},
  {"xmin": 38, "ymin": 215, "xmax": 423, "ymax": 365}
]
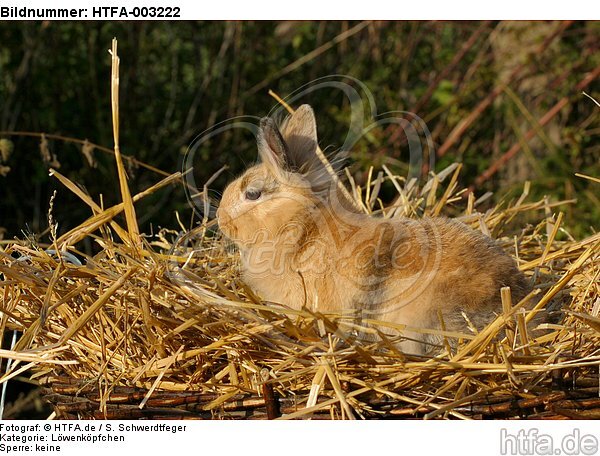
[{"xmin": 0, "ymin": 40, "xmax": 598, "ymax": 419}]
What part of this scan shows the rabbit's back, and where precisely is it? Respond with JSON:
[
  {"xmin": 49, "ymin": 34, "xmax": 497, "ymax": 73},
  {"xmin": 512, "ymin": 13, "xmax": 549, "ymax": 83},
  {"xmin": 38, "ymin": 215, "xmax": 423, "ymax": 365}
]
[
  {"xmin": 303, "ymin": 214, "xmax": 532, "ymax": 353},
  {"xmin": 375, "ymin": 217, "xmax": 530, "ymax": 329}
]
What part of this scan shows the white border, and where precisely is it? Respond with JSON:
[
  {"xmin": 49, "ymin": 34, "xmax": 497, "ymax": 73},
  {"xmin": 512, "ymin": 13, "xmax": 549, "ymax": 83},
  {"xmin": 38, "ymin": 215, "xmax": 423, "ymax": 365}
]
[
  {"xmin": 0, "ymin": 420, "xmax": 599, "ymax": 456},
  {"xmin": 0, "ymin": 0, "xmax": 598, "ymax": 20}
]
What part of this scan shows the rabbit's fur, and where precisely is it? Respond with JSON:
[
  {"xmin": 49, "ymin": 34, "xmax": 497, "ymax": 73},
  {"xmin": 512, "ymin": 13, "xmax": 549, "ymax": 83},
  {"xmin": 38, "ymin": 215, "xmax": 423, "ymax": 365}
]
[{"xmin": 217, "ymin": 105, "xmax": 532, "ymax": 355}]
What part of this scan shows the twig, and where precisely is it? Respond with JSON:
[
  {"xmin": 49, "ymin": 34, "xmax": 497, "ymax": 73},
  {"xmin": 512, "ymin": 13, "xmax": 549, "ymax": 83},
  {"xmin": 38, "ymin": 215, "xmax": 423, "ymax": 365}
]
[
  {"xmin": 473, "ymin": 64, "xmax": 600, "ymax": 188},
  {"xmin": 246, "ymin": 21, "xmax": 369, "ymax": 97},
  {"xmin": 437, "ymin": 21, "xmax": 573, "ymax": 158}
]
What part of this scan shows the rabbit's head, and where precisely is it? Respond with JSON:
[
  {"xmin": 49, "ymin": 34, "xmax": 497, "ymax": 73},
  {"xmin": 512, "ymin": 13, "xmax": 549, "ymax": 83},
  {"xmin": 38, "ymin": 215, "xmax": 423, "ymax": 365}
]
[{"xmin": 217, "ymin": 105, "xmax": 332, "ymax": 247}]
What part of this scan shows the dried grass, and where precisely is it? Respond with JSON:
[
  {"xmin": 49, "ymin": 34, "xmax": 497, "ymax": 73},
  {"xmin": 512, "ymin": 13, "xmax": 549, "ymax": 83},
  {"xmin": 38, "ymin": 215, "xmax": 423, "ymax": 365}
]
[
  {"xmin": 0, "ymin": 41, "xmax": 598, "ymax": 420},
  {"xmin": 0, "ymin": 159, "xmax": 598, "ymax": 419}
]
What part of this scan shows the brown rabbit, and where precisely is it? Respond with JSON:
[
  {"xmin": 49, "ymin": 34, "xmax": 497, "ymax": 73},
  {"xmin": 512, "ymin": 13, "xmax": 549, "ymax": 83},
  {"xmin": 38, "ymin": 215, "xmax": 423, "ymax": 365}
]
[{"xmin": 217, "ymin": 105, "xmax": 532, "ymax": 354}]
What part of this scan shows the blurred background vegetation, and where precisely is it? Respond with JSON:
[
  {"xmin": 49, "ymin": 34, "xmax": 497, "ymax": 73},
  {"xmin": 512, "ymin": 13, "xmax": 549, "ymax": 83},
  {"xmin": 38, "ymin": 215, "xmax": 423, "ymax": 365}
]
[
  {"xmin": 0, "ymin": 20, "xmax": 598, "ymax": 419},
  {"xmin": 0, "ymin": 20, "xmax": 598, "ymax": 246}
]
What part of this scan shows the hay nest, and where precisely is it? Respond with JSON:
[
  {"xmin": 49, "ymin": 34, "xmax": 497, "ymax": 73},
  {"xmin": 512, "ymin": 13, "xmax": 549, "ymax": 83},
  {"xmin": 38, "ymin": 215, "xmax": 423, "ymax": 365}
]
[{"xmin": 0, "ymin": 159, "xmax": 599, "ymax": 420}]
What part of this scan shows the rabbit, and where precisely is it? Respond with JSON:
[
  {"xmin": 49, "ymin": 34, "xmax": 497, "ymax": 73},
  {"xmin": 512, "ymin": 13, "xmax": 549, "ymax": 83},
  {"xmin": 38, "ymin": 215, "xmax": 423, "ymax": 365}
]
[{"xmin": 216, "ymin": 104, "xmax": 534, "ymax": 355}]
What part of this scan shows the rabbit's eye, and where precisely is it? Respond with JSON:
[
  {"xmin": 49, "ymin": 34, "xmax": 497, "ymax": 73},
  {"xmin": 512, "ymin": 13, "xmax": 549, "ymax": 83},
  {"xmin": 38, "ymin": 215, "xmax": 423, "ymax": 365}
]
[{"xmin": 244, "ymin": 188, "xmax": 262, "ymax": 201}]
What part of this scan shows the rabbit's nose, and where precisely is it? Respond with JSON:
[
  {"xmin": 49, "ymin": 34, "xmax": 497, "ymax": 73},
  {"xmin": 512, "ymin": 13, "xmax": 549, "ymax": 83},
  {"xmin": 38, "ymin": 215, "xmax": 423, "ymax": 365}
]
[{"xmin": 216, "ymin": 207, "xmax": 229, "ymax": 226}]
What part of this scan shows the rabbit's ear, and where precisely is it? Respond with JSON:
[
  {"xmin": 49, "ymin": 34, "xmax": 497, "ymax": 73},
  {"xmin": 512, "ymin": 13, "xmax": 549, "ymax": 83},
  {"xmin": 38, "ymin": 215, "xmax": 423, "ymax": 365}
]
[
  {"xmin": 280, "ymin": 104, "xmax": 318, "ymax": 171},
  {"xmin": 257, "ymin": 117, "xmax": 290, "ymax": 173}
]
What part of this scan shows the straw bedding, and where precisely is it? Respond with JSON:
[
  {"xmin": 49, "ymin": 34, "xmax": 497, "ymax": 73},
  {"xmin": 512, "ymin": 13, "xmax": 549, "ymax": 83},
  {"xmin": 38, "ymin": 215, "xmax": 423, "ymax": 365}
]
[
  {"xmin": 0, "ymin": 160, "xmax": 598, "ymax": 420},
  {"xmin": 0, "ymin": 40, "xmax": 598, "ymax": 419}
]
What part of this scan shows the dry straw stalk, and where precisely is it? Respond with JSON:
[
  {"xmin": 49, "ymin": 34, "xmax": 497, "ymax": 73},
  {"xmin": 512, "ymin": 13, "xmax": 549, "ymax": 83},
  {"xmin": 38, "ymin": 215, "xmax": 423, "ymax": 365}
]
[{"xmin": 0, "ymin": 40, "xmax": 598, "ymax": 420}]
